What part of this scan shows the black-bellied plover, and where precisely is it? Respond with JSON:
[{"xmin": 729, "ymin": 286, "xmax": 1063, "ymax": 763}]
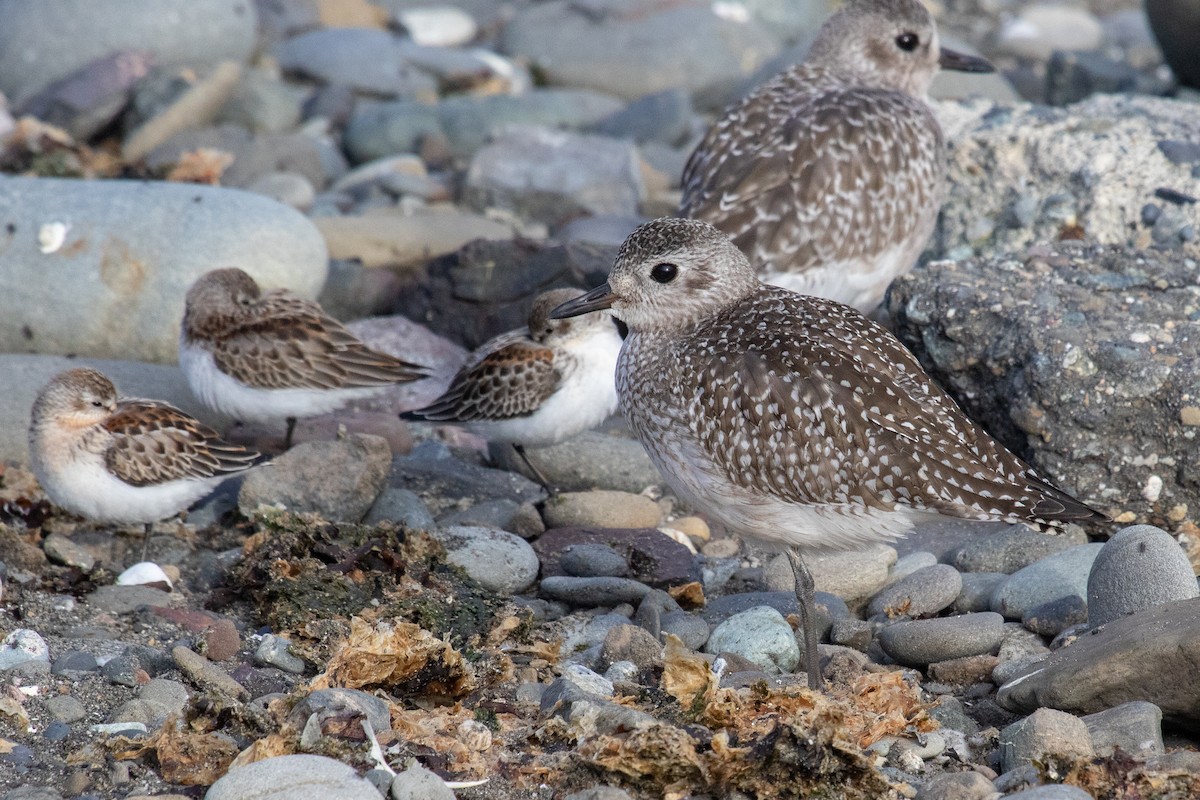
[
  {"xmin": 28, "ymin": 368, "xmax": 259, "ymax": 557},
  {"xmin": 679, "ymin": 0, "xmax": 993, "ymax": 312},
  {"xmin": 180, "ymin": 268, "xmax": 429, "ymax": 448},
  {"xmin": 411, "ymin": 287, "xmax": 623, "ymax": 489},
  {"xmin": 551, "ymin": 218, "xmax": 1105, "ymax": 690}
]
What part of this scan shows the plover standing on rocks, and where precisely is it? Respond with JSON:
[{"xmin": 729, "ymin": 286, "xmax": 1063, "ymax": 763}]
[
  {"xmin": 552, "ymin": 219, "xmax": 1105, "ymax": 690},
  {"xmin": 679, "ymin": 0, "xmax": 993, "ymax": 312},
  {"xmin": 180, "ymin": 268, "xmax": 429, "ymax": 448},
  {"xmin": 411, "ymin": 288, "xmax": 624, "ymax": 490},
  {"xmin": 28, "ymin": 368, "xmax": 259, "ymax": 557}
]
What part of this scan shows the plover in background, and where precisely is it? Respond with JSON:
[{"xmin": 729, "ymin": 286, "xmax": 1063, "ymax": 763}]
[
  {"xmin": 28, "ymin": 368, "xmax": 259, "ymax": 557},
  {"xmin": 679, "ymin": 0, "xmax": 993, "ymax": 313},
  {"xmin": 411, "ymin": 287, "xmax": 624, "ymax": 490},
  {"xmin": 180, "ymin": 267, "xmax": 430, "ymax": 448},
  {"xmin": 552, "ymin": 218, "xmax": 1105, "ymax": 690}
]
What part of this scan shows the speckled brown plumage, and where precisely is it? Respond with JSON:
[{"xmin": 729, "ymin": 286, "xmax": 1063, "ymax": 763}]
[
  {"xmin": 551, "ymin": 218, "xmax": 1104, "ymax": 689},
  {"xmin": 28, "ymin": 368, "xmax": 259, "ymax": 531},
  {"xmin": 183, "ymin": 268, "xmax": 427, "ymax": 391},
  {"xmin": 680, "ymin": 0, "xmax": 992, "ymax": 312},
  {"xmin": 412, "ymin": 288, "xmax": 622, "ymax": 444},
  {"xmin": 102, "ymin": 399, "xmax": 257, "ymax": 487}
]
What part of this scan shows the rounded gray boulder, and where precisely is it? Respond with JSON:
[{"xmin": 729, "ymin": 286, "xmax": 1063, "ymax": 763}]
[{"xmin": 1087, "ymin": 525, "xmax": 1198, "ymax": 626}]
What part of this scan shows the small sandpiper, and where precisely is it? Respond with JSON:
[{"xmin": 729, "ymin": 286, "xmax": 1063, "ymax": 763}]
[
  {"xmin": 410, "ymin": 287, "xmax": 624, "ymax": 489},
  {"xmin": 551, "ymin": 218, "xmax": 1106, "ymax": 690},
  {"xmin": 679, "ymin": 0, "xmax": 993, "ymax": 313},
  {"xmin": 180, "ymin": 268, "xmax": 430, "ymax": 448},
  {"xmin": 28, "ymin": 368, "xmax": 259, "ymax": 557}
]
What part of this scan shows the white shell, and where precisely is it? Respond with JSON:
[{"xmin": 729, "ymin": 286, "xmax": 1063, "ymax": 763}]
[
  {"xmin": 38, "ymin": 221, "xmax": 69, "ymax": 254},
  {"xmin": 116, "ymin": 561, "xmax": 173, "ymax": 589}
]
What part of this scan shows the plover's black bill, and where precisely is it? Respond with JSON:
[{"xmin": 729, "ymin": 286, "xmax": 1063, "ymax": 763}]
[
  {"xmin": 550, "ymin": 283, "xmax": 616, "ymax": 319},
  {"xmin": 939, "ymin": 47, "xmax": 994, "ymax": 73}
]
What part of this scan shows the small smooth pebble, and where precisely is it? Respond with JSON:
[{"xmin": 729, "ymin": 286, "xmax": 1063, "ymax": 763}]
[
  {"xmin": 999, "ymin": 708, "xmax": 1094, "ymax": 772},
  {"xmin": 206, "ymin": 754, "xmax": 383, "ymax": 800},
  {"xmin": 868, "ymin": 564, "xmax": 962, "ymax": 619},
  {"xmin": 990, "ymin": 543, "xmax": 1104, "ymax": 619},
  {"xmin": 878, "ymin": 612, "xmax": 1006, "ymax": 667},
  {"xmin": 255, "ymin": 634, "xmax": 306, "ymax": 674},
  {"xmin": 704, "ymin": 606, "xmax": 800, "ymax": 676},
  {"xmin": 0, "ymin": 629, "xmax": 51, "ymax": 670},
  {"xmin": 560, "ymin": 543, "xmax": 630, "ymax": 578},
  {"xmin": 390, "ymin": 760, "xmax": 454, "ymax": 800},
  {"xmin": 430, "ymin": 525, "xmax": 539, "ymax": 595},
  {"xmin": 540, "ymin": 576, "xmax": 653, "ymax": 606}
]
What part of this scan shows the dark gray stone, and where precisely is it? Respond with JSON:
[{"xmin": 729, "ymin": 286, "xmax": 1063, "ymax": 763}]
[
  {"xmin": 892, "ymin": 242, "xmax": 1200, "ymax": 531},
  {"xmin": 560, "ymin": 543, "xmax": 630, "ymax": 578},
  {"xmin": 385, "ymin": 440, "xmax": 546, "ymax": 517},
  {"xmin": 289, "ymin": 688, "xmax": 391, "ymax": 735},
  {"xmin": 952, "ymin": 526, "xmax": 1086, "ymax": 575},
  {"xmin": 1045, "ymin": 50, "xmax": 1140, "ymax": 106},
  {"xmin": 997, "ymin": 598, "xmax": 1200, "ymax": 723},
  {"xmin": 1022, "ymin": 594, "xmax": 1089, "ymax": 637},
  {"xmin": 991, "ymin": 544, "xmax": 1104, "ymax": 620},
  {"xmin": 877, "ymin": 612, "xmax": 1006, "ymax": 667},
  {"xmin": 51, "ymin": 650, "xmax": 98, "ymax": 675},
  {"xmin": 540, "ymin": 576, "xmax": 653, "ymax": 606},
  {"xmin": 500, "ymin": 1, "xmax": 780, "ymax": 101},
  {"xmin": 1000, "ymin": 708, "xmax": 1094, "ymax": 772},
  {"xmin": 1002, "ymin": 786, "xmax": 1098, "ymax": 800},
  {"xmin": 1082, "ymin": 700, "xmax": 1163, "ymax": 756},
  {"xmin": 954, "ymin": 572, "xmax": 1007, "ymax": 613},
  {"xmin": 274, "ymin": 28, "xmax": 437, "ymax": 99},
  {"xmin": 1146, "ymin": 0, "xmax": 1200, "ymax": 88},
  {"xmin": 463, "ymin": 126, "xmax": 645, "ymax": 229},
  {"xmin": 239, "ymin": 434, "xmax": 392, "ymax": 523},
  {"xmin": 868, "ymin": 564, "xmax": 962, "ymax": 619},
  {"xmin": 590, "ymin": 89, "xmax": 694, "ymax": 146},
  {"xmin": 1087, "ymin": 524, "xmax": 1199, "ymax": 626}
]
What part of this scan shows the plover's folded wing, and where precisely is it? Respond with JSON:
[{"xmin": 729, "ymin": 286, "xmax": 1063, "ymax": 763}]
[
  {"xmin": 681, "ymin": 84, "xmax": 939, "ymax": 277},
  {"xmin": 103, "ymin": 400, "xmax": 259, "ymax": 486}
]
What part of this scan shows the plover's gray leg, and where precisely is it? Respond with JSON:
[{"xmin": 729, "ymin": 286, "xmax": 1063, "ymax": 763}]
[
  {"xmin": 141, "ymin": 522, "xmax": 153, "ymax": 562},
  {"xmin": 284, "ymin": 416, "xmax": 297, "ymax": 449},
  {"xmin": 787, "ymin": 548, "xmax": 823, "ymax": 691}
]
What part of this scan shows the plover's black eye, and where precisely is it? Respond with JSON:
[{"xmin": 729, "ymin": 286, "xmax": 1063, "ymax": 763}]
[
  {"xmin": 650, "ymin": 262, "xmax": 678, "ymax": 284},
  {"xmin": 895, "ymin": 32, "xmax": 919, "ymax": 51},
  {"xmin": 91, "ymin": 400, "xmax": 104, "ymax": 408}
]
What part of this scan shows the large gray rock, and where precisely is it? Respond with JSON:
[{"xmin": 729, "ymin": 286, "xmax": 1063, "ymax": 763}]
[
  {"xmin": 0, "ymin": 354, "xmax": 231, "ymax": 465},
  {"xmin": 0, "ymin": 178, "xmax": 327, "ymax": 364},
  {"xmin": 999, "ymin": 708, "xmax": 1094, "ymax": 773},
  {"xmin": 429, "ymin": 525, "xmax": 539, "ymax": 595},
  {"xmin": 238, "ymin": 435, "xmax": 393, "ymax": 523},
  {"xmin": 889, "ymin": 242, "xmax": 1200, "ymax": 531},
  {"xmin": 344, "ymin": 90, "xmax": 625, "ymax": 164},
  {"xmin": 1087, "ymin": 525, "xmax": 1198, "ymax": 626},
  {"xmin": 275, "ymin": 28, "xmax": 437, "ymax": 100},
  {"xmin": 929, "ymin": 95, "xmax": 1200, "ymax": 261},
  {"xmin": 0, "ymin": 0, "xmax": 257, "ymax": 105},
  {"xmin": 463, "ymin": 126, "xmax": 645, "ymax": 229},
  {"xmin": 997, "ymin": 598, "xmax": 1200, "ymax": 723},
  {"xmin": 990, "ymin": 544, "xmax": 1104, "ymax": 620},
  {"xmin": 500, "ymin": 0, "xmax": 781, "ymax": 102},
  {"xmin": 205, "ymin": 754, "xmax": 381, "ymax": 800}
]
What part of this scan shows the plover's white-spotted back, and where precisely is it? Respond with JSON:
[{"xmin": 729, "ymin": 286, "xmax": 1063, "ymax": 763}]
[
  {"xmin": 180, "ymin": 267, "xmax": 430, "ymax": 447},
  {"xmin": 680, "ymin": 0, "xmax": 993, "ymax": 312},
  {"xmin": 28, "ymin": 368, "xmax": 259, "ymax": 554},
  {"xmin": 551, "ymin": 218, "xmax": 1106, "ymax": 689},
  {"xmin": 412, "ymin": 288, "xmax": 623, "ymax": 487}
]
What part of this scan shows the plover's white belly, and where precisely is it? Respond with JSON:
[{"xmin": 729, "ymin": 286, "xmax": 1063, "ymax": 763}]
[
  {"xmin": 761, "ymin": 233, "xmax": 931, "ymax": 313},
  {"xmin": 179, "ymin": 341, "xmax": 382, "ymax": 423}
]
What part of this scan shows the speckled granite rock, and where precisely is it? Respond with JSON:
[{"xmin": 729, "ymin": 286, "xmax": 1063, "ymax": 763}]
[
  {"xmin": 931, "ymin": 95, "xmax": 1200, "ymax": 261},
  {"xmin": 890, "ymin": 242, "xmax": 1200, "ymax": 530}
]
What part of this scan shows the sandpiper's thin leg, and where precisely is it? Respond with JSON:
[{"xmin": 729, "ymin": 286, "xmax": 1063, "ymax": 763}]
[
  {"xmin": 514, "ymin": 444, "xmax": 557, "ymax": 497},
  {"xmin": 786, "ymin": 548, "xmax": 823, "ymax": 690},
  {"xmin": 284, "ymin": 417, "xmax": 297, "ymax": 449},
  {"xmin": 140, "ymin": 522, "xmax": 153, "ymax": 562}
]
